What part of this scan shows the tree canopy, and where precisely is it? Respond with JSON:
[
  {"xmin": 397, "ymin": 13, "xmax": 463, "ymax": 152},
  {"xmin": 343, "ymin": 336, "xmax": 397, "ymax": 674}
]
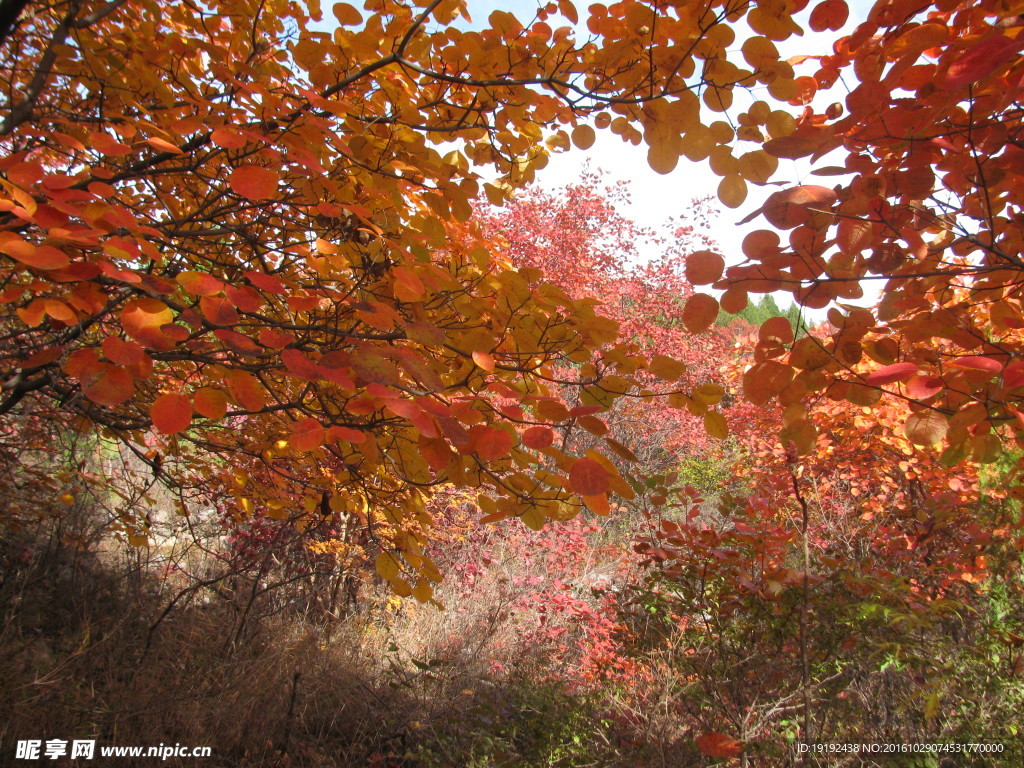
[{"xmin": 1, "ymin": 0, "xmax": 1023, "ymax": 594}]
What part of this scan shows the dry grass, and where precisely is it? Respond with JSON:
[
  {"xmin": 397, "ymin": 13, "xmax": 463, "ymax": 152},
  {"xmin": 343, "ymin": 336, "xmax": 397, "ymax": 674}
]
[{"xmin": 0, "ymin": 509, "xmax": 638, "ymax": 768}]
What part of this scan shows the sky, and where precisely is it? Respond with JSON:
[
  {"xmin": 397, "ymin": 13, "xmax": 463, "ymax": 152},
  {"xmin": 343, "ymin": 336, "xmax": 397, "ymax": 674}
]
[{"xmin": 461, "ymin": 0, "xmax": 877, "ymax": 316}]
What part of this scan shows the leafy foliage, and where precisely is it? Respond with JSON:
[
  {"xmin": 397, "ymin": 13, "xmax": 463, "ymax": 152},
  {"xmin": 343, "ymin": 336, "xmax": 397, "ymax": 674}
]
[{"xmin": 2, "ymin": 0, "xmax": 1024, "ymax": 764}]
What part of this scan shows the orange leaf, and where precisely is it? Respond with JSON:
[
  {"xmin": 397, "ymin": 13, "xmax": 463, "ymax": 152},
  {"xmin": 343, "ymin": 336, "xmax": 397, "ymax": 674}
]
[
  {"xmin": 762, "ymin": 185, "xmax": 836, "ymax": 229},
  {"xmin": 121, "ymin": 298, "xmax": 175, "ymax": 351},
  {"xmin": 245, "ymin": 270, "xmax": 287, "ymax": 294},
  {"xmin": 837, "ymin": 217, "xmax": 872, "ymax": 254},
  {"xmin": 200, "ymin": 295, "xmax": 240, "ymax": 326},
  {"xmin": 695, "ymin": 731, "xmax": 743, "ymax": 758},
  {"xmin": 759, "ymin": 316, "xmax": 794, "ymax": 345},
  {"xmin": 327, "ymin": 425, "xmax": 366, "ymax": 443},
  {"xmin": 333, "ymin": 2, "xmax": 362, "ymax": 25},
  {"xmin": 151, "ymin": 393, "xmax": 193, "ymax": 434},
  {"xmin": 229, "ymin": 166, "xmax": 280, "ymax": 200},
  {"xmin": 685, "ymin": 250, "xmax": 725, "ymax": 285},
  {"xmin": 720, "ymin": 286, "xmax": 748, "ymax": 314},
  {"xmin": 101, "ymin": 335, "xmax": 147, "ymax": 366},
  {"xmin": 743, "ymin": 361, "xmax": 793, "ymax": 405},
  {"xmin": 808, "ymin": 0, "xmax": 848, "ymax": 31},
  {"xmin": 211, "ymin": 128, "xmax": 247, "ymax": 149},
  {"xmin": 569, "ymin": 458, "xmax": 610, "ymax": 496},
  {"xmin": 89, "ymin": 131, "xmax": 131, "ymax": 156},
  {"xmin": 146, "ymin": 137, "xmax": 182, "ymax": 154},
  {"xmin": 583, "ymin": 492, "xmax": 610, "ymax": 515},
  {"xmin": 291, "ymin": 418, "xmax": 326, "ymax": 451},
  {"xmin": 225, "ymin": 370, "xmax": 266, "ymax": 411},
  {"xmin": 472, "ymin": 350, "xmax": 496, "ymax": 372},
  {"xmin": 470, "ymin": 425, "xmax": 515, "ymax": 461},
  {"xmin": 0, "ymin": 235, "xmax": 69, "ymax": 270},
  {"xmin": 717, "ymin": 174, "xmax": 747, "ymax": 208},
  {"xmin": 904, "ymin": 410, "xmax": 947, "ymax": 446},
  {"xmin": 8, "ymin": 161, "xmax": 43, "ymax": 187},
  {"xmin": 682, "ymin": 293, "xmax": 719, "ymax": 333},
  {"xmin": 177, "ymin": 271, "xmax": 225, "ymax": 296},
  {"xmin": 193, "ymin": 387, "xmax": 229, "ymax": 420}
]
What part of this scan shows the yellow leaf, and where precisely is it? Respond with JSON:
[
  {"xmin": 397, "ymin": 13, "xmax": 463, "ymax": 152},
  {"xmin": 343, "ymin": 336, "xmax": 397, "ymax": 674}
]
[
  {"xmin": 736, "ymin": 150, "xmax": 778, "ymax": 185},
  {"xmin": 703, "ymin": 411, "xmax": 728, "ymax": 439},
  {"xmin": 645, "ymin": 114, "xmax": 682, "ymax": 175},
  {"xmin": 718, "ymin": 174, "xmax": 747, "ymax": 208},
  {"xmin": 521, "ymin": 506, "xmax": 546, "ymax": 530},
  {"xmin": 375, "ymin": 552, "xmax": 400, "ymax": 580},
  {"xmin": 904, "ymin": 410, "xmax": 947, "ymax": 446},
  {"xmin": 649, "ymin": 354, "xmax": 687, "ymax": 381},
  {"xmin": 333, "ymin": 2, "xmax": 362, "ymax": 25},
  {"xmin": 412, "ymin": 580, "xmax": 432, "ymax": 603},
  {"xmin": 571, "ymin": 124, "xmax": 596, "ymax": 149}
]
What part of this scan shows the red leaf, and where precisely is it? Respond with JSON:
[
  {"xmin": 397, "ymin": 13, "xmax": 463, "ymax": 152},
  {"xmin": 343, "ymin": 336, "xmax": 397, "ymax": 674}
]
[
  {"xmin": 523, "ymin": 425, "xmax": 555, "ymax": 449},
  {"xmin": 943, "ymin": 34, "xmax": 1021, "ymax": 90},
  {"xmin": 469, "ymin": 425, "xmax": 515, "ymax": 461},
  {"xmin": 282, "ymin": 347, "xmax": 320, "ymax": 379},
  {"xmin": 80, "ymin": 363, "xmax": 134, "ymax": 406},
  {"xmin": 1004, "ymin": 361, "xmax": 1024, "ymax": 389},
  {"xmin": 905, "ymin": 375, "xmax": 944, "ymax": 400},
  {"xmin": 864, "ymin": 362, "xmax": 919, "ymax": 386},
  {"xmin": 214, "ymin": 329, "xmax": 264, "ymax": 356},
  {"xmin": 245, "ymin": 270, "xmax": 287, "ymax": 294},
  {"xmin": 569, "ymin": 458, "xmax": 610, "ymax": 496},
  {"xmin": 948, "ymin": 355, "xmax": 1002, "ymax": 374},
  {"xmin": 229, "ymin": 166, "xmax": 280, "ymax": 200},
  {"xmin": 151, "ymin": 393, "xmax": 193, "ymax": 434}
]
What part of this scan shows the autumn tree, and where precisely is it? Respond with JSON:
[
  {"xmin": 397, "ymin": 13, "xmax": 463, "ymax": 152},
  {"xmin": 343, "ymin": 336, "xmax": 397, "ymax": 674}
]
[
  {"xmin": 0, "ymin": 0, "xmax": 800, "ymax": 589},
  {"xmin": 3, "ymin": 0, "xmax": 1023, "ymax": 594},
  {"xmin": 677, "ymin": 0, "xmax": 1024, "ymax": 497}
]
